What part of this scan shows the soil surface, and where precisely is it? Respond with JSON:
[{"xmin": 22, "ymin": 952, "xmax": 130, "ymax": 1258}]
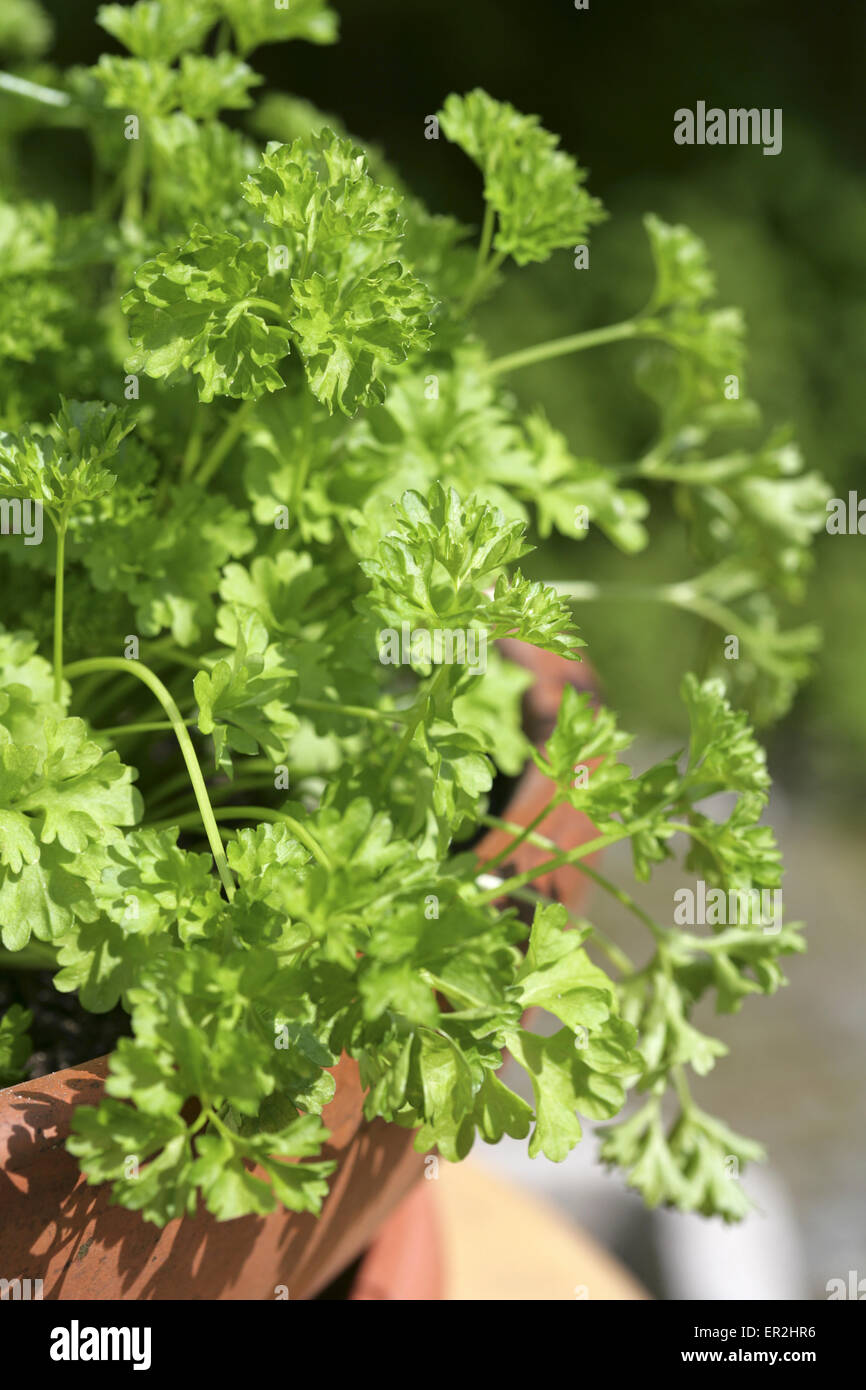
[{"xmin": 0, "ymin": 968, "xmax": 131, "ymax": 1080}]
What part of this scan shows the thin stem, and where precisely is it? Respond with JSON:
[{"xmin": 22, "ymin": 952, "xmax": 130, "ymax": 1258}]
[
  {"xmin": 479, "ymin": 813, "xmax": 651, "ymax": 967},
  {"xmin": 0, "ymin": 70, "xmax": 70, "ymax": 107},
  {"xmin": 147, "ymin": 641, "xmax": 204, "ymax": 672},
  {"xmin": 480, "ymin": 811, "xmax": 659, "ymax": 936},
  {"xmin": 53, "ymin": 520, "xmax": 67, "ymax": 702},
  {"xmin": 665, "ymin": 821, "xmax": 727, "ymax": 878},
  {"xmin": 469, "ymin": 822, "xmax": 641, "ymax": 905},
  {"xmin": 122, "ymin": 133, "xmax": 146, "ymax": 228},
  {"xmin": 485, "ymin": 317, "xmax": 640, "ymax": 377},
  {"xmin": 554, "ymin": 576, "xmax": 818, "ymax": 680},
  {"xmin": 461, "ymin": 245, "xmax": 506, "ymax": 314},
  {"xmin": 380, "ymin": 664, "xmax": 449, "ymax": 788},
  {"xmin": 0, "ymin": 942, "xmax": 59, "ymax": 970},
  {"xmin": 481, "ymin": 800, "xmax": 558, "ymax": 873},
  {"xmin": 64, "ymin": 657, "xmax": 235, "ymax": 901},
  {"xmin": 245, "ymin": 297, "xmax": 283, "ymax": 318},
  {"xmin": 475, "ymin": 203, "xmax": 496, "ymax": 275},
  {"xmin": 195, "ymin": 400, "xmax": 255, "ymax": 487},
  {"xmin": 214, "ymin": 18, "xmax": 232, "ymax": 54},
  {"xmin": 633, "ymin": 451, "xmax": 753, "ymax": 485},
  {"xmin": 673, "ymin": 1064, "xmax": 696, "ymax": 1116},
  {"xmin": 295, "ymin": 696, "xmax": 410, "ymax": 725},
  {"xmin": 151, "ymin": 804, "xmax": 332, "ymax": 871},
  {"xmin": 553, "ymin": 579, "xmax": 673, "ymax": 605},
  {"xmin": 182, "ymin": 409, "xmax": 206, "ymax": 477}
]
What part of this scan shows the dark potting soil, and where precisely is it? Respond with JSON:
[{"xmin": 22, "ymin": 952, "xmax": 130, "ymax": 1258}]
[
  {"xmin": 0, "ymin": 968, "xmax": 132, "ymax": 1081},
  {"xmin": 313, "ymin": 1254, "xmax": 364, "ymax": 1299}
]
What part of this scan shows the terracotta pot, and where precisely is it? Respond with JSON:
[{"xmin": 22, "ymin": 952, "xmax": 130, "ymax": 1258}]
[
  {"xmin": 0, "ymin": 643, "xmax": 598, "ymax": 1300},
  {"xmin": 0, "ymin": 1052, "xmax": 430, "ymax": 1300},
  {"xmin": 475, "ymin": 638, "xmax": 601, "ymax": 911}
]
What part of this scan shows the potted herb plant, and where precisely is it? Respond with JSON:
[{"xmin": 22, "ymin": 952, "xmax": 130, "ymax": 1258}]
[{"xmin": 0, "ymin": 0, "xmax": 826, "ymax": 1299}]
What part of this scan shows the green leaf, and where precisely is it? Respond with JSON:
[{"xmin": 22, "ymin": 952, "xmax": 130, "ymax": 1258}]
[
  {"xmin": 194, "ymin": 626, "xmax": 298, "ymax": 775},
  {"xmin": 289, "ymin": 264, "xmax": 435, "ymax": 415},
  {"xmin": 82, "ymin": 480, "xmax": 255, "ymax": 646},
  {"xmin": 473, "ymin": 1071, "xmax": 533, "ymax": 1143},
  {"xmin": 0, "ymin": 1004, "xmax": 32, "ymax": 1087},
  {"xmin": 514, "ymin": 903, "xmax": 619, "ymax": 1031},
  {"xmin": 0, "ymin": 399, "xmax": 135, "ymax": 518},
  {"xmin": 213, "ymin": 0, "xmax": 339, "ymax": 56},
  {"xmin": 0, "ymin": 719, "xmax": 141, "ymax": 949},
  {"xmin": 439, "ymin": 89, "xmax": 605, "ymax": 265},
  {"xmin": 0, "ymin": 0, "xmax": 53, "ymax": 59},
  {"xmin": 528, "ymin": 414, "xmax": 649, "ymax": 552},
  {"xmin": 124, "ymin": 228, "xmax": 291, "ymax": 401},
  {"xmin": 535, "ymin": 684, "xmax": 633, "ymax": 813},
  {"xmin": 681, "ymin": 673, "xmax": 770, "ymax": 799},
  {"xmin": 642, "ymin": 214, "xmax": 745, "ymax": 371},
  {"xmin": 174, "ymin": 53, "xmax": 262, "ymax": 120},
  {"xmin": 97, "ymin": 1, "xmax": 216, "ymax": 62},
  {"xmin": 413, "ymin": 1028, "xmax": 476, "ymax": 1162},
  {"xmin": 241, "ymin": 131, "xmax": 435, "ymax": 412}
]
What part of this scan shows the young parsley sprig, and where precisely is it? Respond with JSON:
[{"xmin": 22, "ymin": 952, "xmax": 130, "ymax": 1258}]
[{"xmin": 0, "ymin": 0, "xmax": 816, "ymax": 1224}]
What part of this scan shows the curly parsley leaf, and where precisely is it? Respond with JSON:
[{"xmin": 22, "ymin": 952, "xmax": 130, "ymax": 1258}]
[
  {"xmin": 123, "ymin": 228, "xmax": 291, "ymax": 401},
  {"xmin": 439, "ymin": 89, "xmax": 606, "ymax": 266},
  {"xmin": 213, "ymin": 0, "xmax": 339, "ymax": 57}
]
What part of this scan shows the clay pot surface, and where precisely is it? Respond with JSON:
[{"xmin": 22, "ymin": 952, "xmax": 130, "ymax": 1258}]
[{"xmin": 0, "ymin": 1052, "xmax": 426, "ymax": 1299}]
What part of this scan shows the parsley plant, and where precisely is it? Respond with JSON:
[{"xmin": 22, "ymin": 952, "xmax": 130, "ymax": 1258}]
[{"xmin": 0, "ymin": 0, "xmax": 823, "ymax": 1225}]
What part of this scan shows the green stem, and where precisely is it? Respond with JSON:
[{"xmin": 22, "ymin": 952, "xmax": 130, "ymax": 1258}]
[
  {"xmin": 461, "ymin": 246, "xmax": 507, "ymax": 314},
  {"xmin": 182, "ymin": 409, "xmax": 206, "ymax": 477},
  {"xmin": 485, "ymin": 318, "xmax": 640, "ymax": 377},
  {"xmin": 0, "ymin": 942, "xmax": 59, "ymax": 970},
  {"xmin": 475, "ymin": 202, "xmax": 496, "ymax": 274},
  {"xmin": 64, "ymin": 658, "xmax": 235, "ymax": 900},
  {"xmin": 245, "ymin": 297, "xmax": 283, "ymax": 318},
  {"xmin": 295, "ymin": 696, "xmax": 410, "ymax": 725},
  {"xmin": 53, "ymin": 519, "xmax": 67, "ymax": 702},
  {"xmin": 150, "ymin": 804, "xmax": 332, "ymax": 871},
  {"xmin": 195, "ymin": 400, "xmax": 255, "ymax": 487},
  {"xmin": 553, "ymin": 579, "xmax": 672, "ymax": 605},
  {"xmin": 0, "ymin": 70, "xmax": 70, "ymax": 107},
  {"xmin": 147, "ymin": 641, "xmax": 204, "ymax": 672},
  {"xmin": 665, "ymin": 821, "xmax": 727, "ymax": 878},
  {"xmin": 554, "ymin": 576, "xmax": 817, "ymax": 679},
  {"xmin": 481, "ymin": 800, "xmax": 558, "ymax": 873},
  {"xmin": 633, "ymin": 451, "xmax": 753, "ymax": 485},
  {"xmin": 673, "ymin": 1064, "xmax": 696, "ymax": 1115},
  {"xmin": 479, "ymin": 813, "xmax": 652, "ymax": 962},
  {"xmin": 122, "ymin": 133, "xmax": 146, "ymax": 228},
  {"xmin": 469, "ymin": 822, "xmax": 640, "ymax": 905},
  {"xmin": 380, "ymin": 664, "xmax": 449, "ymax": 788}
]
